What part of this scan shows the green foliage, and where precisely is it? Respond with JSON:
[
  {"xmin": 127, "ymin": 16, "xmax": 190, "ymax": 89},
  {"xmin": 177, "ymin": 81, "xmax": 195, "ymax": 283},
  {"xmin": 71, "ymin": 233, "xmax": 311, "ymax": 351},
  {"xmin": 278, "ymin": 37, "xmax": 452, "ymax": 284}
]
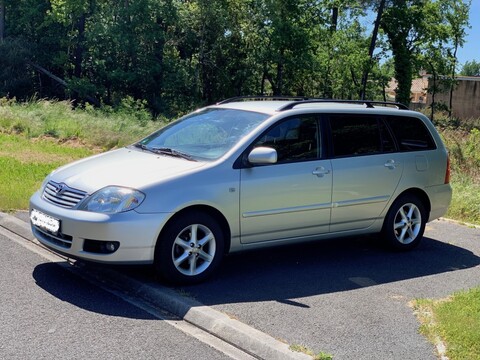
[
  {"xmin": 381, "ymin": 0, "xmax": 469, "ymax": 107},
  {"xmin": 461, "ymin": 60, "xmax": 480, "ymax": 76},
  {"xmin": 0, "ymin": 38, "xmax": 34, "ymax": 98},
  {"xmin": 0, "ymin": 1, "xmax": 471, "ymax": 114},
  {"xmin": 414, "ymin": 288, "xmax": 480, "ymax": 360},
  {"xmin": 437, "ymin": 125, "xmax": 480, "ymax": 224}
]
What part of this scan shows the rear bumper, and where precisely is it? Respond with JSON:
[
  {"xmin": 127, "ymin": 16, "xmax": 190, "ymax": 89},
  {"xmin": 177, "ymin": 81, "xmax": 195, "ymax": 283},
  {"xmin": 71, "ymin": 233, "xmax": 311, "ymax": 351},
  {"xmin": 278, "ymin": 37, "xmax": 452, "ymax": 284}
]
[{"xmin": 425, "ymin": 183, "xmax": 453, "ymax": 221}]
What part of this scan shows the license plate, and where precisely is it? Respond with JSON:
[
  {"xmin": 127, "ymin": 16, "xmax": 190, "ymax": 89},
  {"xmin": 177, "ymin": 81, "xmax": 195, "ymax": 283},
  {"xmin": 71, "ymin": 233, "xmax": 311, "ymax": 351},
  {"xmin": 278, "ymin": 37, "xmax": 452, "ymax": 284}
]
[{"xmin": 30, "ymin": 209, "xmax": 60, "ymax": 234}]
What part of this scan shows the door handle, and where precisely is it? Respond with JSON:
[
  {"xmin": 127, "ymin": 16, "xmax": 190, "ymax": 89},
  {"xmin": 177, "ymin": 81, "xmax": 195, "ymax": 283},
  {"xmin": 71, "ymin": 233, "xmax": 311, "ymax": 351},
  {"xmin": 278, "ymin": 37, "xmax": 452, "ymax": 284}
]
[
  {"xmin": 312, "ymin": 167, "xmax": 331, "ymax": 177},
  {"xmin": 384, "ymin": 159, "xmax": 396, "ymax": 169}
]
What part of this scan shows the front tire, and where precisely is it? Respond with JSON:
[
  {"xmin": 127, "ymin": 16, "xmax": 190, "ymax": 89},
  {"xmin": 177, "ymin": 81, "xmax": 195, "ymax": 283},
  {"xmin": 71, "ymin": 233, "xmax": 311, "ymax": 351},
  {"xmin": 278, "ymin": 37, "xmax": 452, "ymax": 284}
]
[
  {"xmin": 154, "ymin": 211, "xmax": 225, "ymax": 285},
  {"xmin": 382, "ymin": 194, "xmax": 427, "ymax": 250}
]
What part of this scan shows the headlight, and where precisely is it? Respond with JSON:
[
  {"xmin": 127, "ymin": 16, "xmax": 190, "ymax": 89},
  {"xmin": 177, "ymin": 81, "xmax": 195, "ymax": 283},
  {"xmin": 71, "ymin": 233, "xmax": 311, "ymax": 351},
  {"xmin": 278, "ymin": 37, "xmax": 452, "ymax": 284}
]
[{"xmin": 78, "ymin": 186, "xmax": 145, "ymax": 214}]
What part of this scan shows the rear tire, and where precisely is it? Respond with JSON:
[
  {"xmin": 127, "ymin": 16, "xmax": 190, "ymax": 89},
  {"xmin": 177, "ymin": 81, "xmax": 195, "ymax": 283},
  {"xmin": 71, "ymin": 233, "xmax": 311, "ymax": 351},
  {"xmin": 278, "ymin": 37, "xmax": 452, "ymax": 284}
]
[
  {"xmin": 154, "ymin": 211, "xmax": 224, "ymax": 285},
  {"xmin": 382, "ymin": 194, "xmax": 427, "ymax": 251}
]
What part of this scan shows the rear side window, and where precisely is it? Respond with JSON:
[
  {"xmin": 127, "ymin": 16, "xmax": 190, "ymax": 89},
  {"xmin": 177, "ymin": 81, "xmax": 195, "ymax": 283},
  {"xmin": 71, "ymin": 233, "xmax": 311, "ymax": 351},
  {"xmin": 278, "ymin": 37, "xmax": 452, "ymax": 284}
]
[
  {"xmin": 329, "ymin": 115, "xmax": 395, "ymax": 157},
  {"xmin": 385, "ymin": 116, "xmax": 436, "ymax": 151}
]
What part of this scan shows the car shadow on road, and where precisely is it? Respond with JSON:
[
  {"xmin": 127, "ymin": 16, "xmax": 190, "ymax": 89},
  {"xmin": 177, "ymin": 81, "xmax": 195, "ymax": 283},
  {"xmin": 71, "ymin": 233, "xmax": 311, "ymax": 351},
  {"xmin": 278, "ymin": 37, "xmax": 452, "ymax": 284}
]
[
  {"xmin": 32, "ymin": 233, "xmax": 480, "ymax": 314},
  {"xmin": 32, "ymin": 263, "xmax": 157, "ymax": 319},
  {"xmin": 177, "ymin": 235, "xmax": 480, "ymax": 306}
]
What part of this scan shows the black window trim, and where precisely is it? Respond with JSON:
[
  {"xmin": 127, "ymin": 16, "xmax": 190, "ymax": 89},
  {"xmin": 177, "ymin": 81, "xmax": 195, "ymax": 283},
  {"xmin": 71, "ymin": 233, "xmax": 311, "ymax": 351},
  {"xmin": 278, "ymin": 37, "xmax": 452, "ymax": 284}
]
[
  {"xmin": 382, "ymin": 115, "xmax": 437, "ymax": 152},
  {"xmin": 324, "ymin": 113, "xmax": 398, "ymax": 159},
  {"xmin": 234, "ymin": 114, "xmax": 325, "ymax": 169}
]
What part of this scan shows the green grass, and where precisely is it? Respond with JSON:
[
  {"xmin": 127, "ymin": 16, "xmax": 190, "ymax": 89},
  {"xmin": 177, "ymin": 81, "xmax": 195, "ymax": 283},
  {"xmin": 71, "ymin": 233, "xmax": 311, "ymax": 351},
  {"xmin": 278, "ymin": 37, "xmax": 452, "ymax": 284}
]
[
  {"xmin": 447, "ymin": 174, "xmax": 480, "ymax": 224},
  {"xmin": 289, "ymin": 344, "xmax": 333, "ymax": 360},
  {"xmin": 440, "ymin": 126, "xmax": 480, "ymax": 224},
  {"xmin": 0, "ymin": 133, "xmax": 97, "ymax": 211},
  {"xmin": 412, "ymin": 288, "xmax": 480, "ymax": 360},
  {"xmin": 0, "ymin": 97, "xmax": 164, "ymax": 150},
  {"xmin": 0, "ymin": 98, "xmax": 165, "ymax": 210}
]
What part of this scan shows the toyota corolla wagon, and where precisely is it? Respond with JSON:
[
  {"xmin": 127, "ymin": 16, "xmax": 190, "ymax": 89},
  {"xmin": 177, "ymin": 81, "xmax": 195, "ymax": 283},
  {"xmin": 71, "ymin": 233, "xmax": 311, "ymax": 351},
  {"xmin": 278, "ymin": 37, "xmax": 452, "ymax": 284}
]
[{"xmin": 30, "ymin": 98, "xmax": 452, "ymax": 284}]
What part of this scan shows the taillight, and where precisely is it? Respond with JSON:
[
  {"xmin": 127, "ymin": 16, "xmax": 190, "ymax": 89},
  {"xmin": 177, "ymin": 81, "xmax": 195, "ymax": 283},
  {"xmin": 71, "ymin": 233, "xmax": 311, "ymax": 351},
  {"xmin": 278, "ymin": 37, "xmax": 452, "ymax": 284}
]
[{"xmin": 444, "ymin": 154, "xmax": 451, "ymax": 184}]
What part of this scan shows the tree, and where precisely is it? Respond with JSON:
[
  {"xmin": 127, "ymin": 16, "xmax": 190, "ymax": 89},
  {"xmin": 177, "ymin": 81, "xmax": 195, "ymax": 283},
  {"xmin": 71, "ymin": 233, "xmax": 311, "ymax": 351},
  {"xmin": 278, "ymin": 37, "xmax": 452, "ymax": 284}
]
[
  {"xmin": 380, "ymin": 0, "xmax": 429, "ymax": 106},
  {"xmin": 443, "ymin": 0, "xmax": 470, "ymax": 117},
  {"xmin": 0, "ymin": 0, "xmax": 472, "ymax": 116},
  {"xmin": 360, "ymin": 0, "xmax": 386, "ymax": 100},
  {"xmin": 461, "ymin": 60, "xmax": 480, "ymax": 76}
]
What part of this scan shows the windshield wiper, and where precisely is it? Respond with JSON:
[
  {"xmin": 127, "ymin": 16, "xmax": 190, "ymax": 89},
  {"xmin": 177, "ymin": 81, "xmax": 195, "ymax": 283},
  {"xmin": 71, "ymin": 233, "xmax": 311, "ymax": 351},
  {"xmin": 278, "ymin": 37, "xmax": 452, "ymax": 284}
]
[
  {"xmin": 150, "ymin": 147, "xmax": 196, "ymax": 161},
  {"xmin": 133, "ymin": 143, "xmax": 196, "ymax": 161}
]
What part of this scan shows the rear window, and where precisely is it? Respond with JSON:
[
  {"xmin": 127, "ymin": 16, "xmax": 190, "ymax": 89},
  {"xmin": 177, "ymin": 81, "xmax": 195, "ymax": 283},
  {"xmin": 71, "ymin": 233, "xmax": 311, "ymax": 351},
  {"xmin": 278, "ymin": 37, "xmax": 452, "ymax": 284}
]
[
  {"xmin": 329, "ymin": 115, "xmax": 395, "ymax": 157},
  {"xmin": 385, "ymin": 116, "xmax": 436, "ymax": 151}
]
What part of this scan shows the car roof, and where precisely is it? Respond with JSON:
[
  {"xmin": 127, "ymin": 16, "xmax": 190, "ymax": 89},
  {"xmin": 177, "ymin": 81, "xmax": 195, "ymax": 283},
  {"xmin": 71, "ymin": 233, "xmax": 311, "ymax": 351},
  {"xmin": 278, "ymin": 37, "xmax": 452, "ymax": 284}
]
[
  {"xmin": 214, "ymin": 101, "xmax": 292, "ymax": 114},
  {"xmin": 213, "ymin": 98, "xmax": 410, "ymax": 116}
]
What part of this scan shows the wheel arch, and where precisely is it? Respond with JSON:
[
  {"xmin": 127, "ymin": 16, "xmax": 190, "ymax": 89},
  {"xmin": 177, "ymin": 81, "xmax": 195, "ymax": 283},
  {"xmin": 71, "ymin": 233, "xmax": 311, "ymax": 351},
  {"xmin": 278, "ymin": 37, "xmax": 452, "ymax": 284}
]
[
  {"xmin": 156, "ymin": 205, "xmax": 232, "ymax": 254},
  {"xmin": 393, "ymin": 188, "xmax": 431, "ymax": 219},
  {"xmin": 382, "ymin": 187, "xmax": 431, "ymax": 233}
]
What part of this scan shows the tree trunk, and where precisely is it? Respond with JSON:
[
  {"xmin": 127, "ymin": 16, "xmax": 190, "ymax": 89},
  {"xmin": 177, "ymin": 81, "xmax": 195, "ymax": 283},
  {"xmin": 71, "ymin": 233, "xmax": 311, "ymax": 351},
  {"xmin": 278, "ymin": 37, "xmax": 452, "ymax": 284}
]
[
  {"xmin": 30, "ymin": 62, "xmax": 100, "ymax": 106},
  {"xmin": 390, "ymin": 39, "xmax": 412, "ymax": 106},
  {"xmin": 275, "ymin": 49, "xmax": 285, "ymax": 96},
  {"xmin": 360, "ymin": 0, "xmax": 386, "ymax": 100},
  {"xmin": 330, "ymin": 7, "xmax": 338, "ymax": 33},
  {"xmin": 0, "ymin": 0, "xmax": 5, "ymax": 42},
  {"xmin": 449, "ymin": 37, "xmax": 459, "ymax": 119},
  {"xmin": 429, "ymin": 62, "xmax": 437, "ymax": 122},
  {"xmin": 73, "ymin": 14, "xmax": 86, "ymax": 79}
]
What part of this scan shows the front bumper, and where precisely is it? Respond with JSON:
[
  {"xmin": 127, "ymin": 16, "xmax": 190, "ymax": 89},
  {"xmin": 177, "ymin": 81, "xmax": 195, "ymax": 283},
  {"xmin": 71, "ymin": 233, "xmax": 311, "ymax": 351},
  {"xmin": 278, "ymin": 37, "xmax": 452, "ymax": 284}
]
[{"xmin": 29, "ymin": 191, "xmax": 172, "ymax": 264}]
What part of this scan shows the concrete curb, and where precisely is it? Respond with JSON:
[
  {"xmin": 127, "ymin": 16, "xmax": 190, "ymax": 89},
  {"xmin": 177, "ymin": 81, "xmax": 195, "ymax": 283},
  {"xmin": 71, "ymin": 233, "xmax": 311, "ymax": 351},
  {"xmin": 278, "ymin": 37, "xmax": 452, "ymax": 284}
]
[
  {"xmin": 0, "ymin": 211, "xmax": 311, "ymax": 360},
  {"xmin": 0, "ymin": 212, "xmax": 35, "ymax": 241}
]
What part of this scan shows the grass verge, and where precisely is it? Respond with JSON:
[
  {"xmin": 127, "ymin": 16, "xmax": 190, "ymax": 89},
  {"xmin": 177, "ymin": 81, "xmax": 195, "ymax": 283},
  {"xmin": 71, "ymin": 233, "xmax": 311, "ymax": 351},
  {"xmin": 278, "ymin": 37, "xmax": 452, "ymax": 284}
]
[
  {"xmin": 412, "ymin": 288, "xmax": 480, "ymax": 360},
  {"xmin": 0, "ymin": 133, "xmax": 97, "ymax": 210},
  {"xmin": 289, "ymin": 344, "xmax": 333, "ymax": 360}
]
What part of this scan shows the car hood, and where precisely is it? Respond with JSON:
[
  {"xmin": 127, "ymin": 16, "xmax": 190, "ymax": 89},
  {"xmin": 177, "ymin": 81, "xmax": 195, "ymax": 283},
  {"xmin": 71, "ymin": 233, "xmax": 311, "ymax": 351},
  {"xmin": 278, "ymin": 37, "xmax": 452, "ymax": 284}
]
[{"xmin": 49, "ymin": 147, "xmax": 207, "ymax": 194}]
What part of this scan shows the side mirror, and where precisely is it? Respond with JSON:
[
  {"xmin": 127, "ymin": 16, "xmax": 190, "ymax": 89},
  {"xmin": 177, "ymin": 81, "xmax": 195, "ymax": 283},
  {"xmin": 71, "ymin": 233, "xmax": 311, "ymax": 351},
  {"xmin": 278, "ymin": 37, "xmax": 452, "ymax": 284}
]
[{"xmin": 247, "ymin": 147, "xmax": 277, "ymax": 165}]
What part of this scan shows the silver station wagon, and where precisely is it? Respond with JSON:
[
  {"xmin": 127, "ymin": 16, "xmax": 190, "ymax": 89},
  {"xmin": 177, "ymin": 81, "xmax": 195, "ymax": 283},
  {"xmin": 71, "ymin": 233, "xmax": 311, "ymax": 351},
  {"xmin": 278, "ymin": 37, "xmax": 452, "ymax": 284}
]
[{"xmin": 30, "ymin": 98, "xmax": 452, "ymax": 284}]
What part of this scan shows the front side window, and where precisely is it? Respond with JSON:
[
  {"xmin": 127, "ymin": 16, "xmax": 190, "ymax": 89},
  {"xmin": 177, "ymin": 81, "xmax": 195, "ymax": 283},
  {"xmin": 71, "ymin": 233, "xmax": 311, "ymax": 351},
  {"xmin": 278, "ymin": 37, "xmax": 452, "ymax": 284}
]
[
  {"xmin": 253, "ymin": 116, "xmax": 319, "ymax": 163},
  {"xmin": 329, "ymin": 115, "xmax": 394, "ymax": 157}
]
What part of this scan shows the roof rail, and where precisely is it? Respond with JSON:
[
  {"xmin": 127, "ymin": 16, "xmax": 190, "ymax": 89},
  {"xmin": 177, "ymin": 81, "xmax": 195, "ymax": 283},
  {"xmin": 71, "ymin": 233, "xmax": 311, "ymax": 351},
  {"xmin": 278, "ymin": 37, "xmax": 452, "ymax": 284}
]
[
  {"xmin": 217, "ymin": 95, "xmax": 310, "ymax": 104},
  {"xmin": 277, "ymin": 99, "xmax": 409, "ymax": 111},
  {"xmin": 217, "ymin": 96, "xmax": 409, "ymax": 110}
]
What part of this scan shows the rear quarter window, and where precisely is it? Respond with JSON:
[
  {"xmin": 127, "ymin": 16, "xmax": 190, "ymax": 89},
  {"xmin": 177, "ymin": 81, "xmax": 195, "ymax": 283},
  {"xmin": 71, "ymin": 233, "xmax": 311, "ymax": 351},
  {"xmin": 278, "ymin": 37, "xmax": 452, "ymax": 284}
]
[{"xmin": 385, "ymin": 116, "xmax": 436, "ymax": 151}]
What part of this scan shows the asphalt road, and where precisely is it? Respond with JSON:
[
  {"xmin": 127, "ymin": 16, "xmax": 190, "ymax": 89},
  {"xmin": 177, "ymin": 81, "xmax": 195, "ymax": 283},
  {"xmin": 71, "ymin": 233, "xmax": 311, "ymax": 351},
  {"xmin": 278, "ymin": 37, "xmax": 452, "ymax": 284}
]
[
  {"xmin": 112, "ymin": 219, "xmax": 480, "ymax": 360},
  {"xmin": 0, "ymin": 225, "xmax": 243, "ymax": 360},
  {"xmin": 4, "ymin": 212, "xmax": 480, "ymax": 359},
  {"xmin": 183, "ymin": 219, "xmax": 480, "ymax": 359}
]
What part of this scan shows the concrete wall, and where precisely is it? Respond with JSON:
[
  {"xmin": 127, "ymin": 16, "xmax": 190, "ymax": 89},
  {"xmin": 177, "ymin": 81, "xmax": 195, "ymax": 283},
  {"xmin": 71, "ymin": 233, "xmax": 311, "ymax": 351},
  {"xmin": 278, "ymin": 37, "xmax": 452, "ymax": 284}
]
[{"xmin": 427, "ymin": 77, "xmax": 480, "ymax": 120}]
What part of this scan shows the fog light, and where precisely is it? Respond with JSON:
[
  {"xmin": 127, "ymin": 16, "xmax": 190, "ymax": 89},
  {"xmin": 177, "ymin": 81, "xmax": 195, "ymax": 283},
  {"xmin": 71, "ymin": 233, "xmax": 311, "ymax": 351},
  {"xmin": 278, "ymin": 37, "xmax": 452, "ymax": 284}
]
[
  {"xmin": 105, "ymin": 242, "xmax": 117, "ymax": 253},
  {"xmin": 83, "ymin": 240, "xmax": 120, "ymax": 254}
]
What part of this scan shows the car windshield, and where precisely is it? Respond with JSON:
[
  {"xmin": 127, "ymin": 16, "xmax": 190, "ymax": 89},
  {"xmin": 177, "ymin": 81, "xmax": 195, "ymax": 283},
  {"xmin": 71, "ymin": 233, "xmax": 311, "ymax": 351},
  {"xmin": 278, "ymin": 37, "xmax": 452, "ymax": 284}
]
[{"xmin": 133, "ymin": 108, "xmax": 269, "ymax": 161}]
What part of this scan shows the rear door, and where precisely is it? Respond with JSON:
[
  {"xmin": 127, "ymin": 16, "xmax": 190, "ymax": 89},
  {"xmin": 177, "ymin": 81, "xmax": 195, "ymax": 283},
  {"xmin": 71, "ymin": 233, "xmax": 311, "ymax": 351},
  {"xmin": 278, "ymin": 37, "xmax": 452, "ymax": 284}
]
[{"xmin": 327, "ymin": 114, "xmax": 404, "ymax": 232}]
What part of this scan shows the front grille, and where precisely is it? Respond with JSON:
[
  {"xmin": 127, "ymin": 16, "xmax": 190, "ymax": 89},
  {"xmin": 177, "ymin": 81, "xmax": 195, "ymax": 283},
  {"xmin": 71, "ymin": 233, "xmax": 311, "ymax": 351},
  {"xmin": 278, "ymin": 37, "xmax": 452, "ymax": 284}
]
[{"xmin": 43, "ymin": 181, "xmax": 88, "ymax": 208}]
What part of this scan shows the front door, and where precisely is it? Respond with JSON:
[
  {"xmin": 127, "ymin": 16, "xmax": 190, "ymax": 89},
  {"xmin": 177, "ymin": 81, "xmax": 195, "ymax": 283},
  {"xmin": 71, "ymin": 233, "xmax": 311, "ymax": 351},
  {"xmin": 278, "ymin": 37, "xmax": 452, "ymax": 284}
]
[{"xmin": 239, "ymin": 115, "xmax": 332, "ymax": 244}]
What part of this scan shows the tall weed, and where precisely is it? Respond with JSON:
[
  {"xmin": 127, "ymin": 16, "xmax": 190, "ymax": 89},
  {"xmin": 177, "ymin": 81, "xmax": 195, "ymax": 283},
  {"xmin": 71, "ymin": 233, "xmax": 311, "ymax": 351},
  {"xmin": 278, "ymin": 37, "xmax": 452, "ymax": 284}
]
[{"xmin": 0, "ymin": 98, "xmax": 165, "ymax": 149}]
